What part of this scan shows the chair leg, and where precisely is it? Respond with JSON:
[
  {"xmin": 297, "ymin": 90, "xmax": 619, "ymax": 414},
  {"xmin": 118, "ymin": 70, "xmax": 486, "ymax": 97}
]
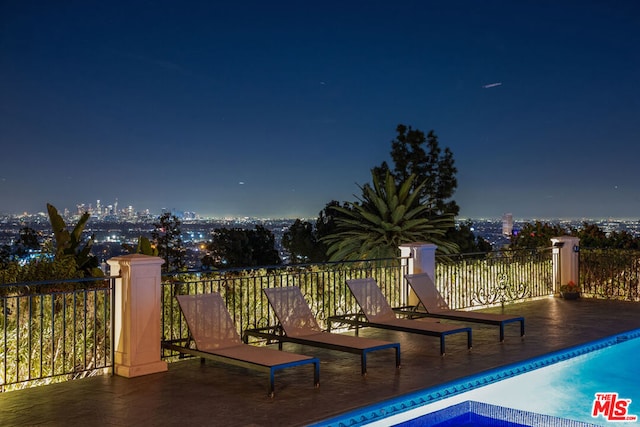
[
  {"xmin": 313, "ymin": 360, "xmax": 320, "ymax": 388},
  {"xmin": 268, "ymin": 370, "xmax": 275, "ymax": 398}
]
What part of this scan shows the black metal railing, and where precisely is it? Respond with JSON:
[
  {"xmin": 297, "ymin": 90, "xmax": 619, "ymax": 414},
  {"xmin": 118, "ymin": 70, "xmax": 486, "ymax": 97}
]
[
  {"xmin": 161, "ymin": 258, "xmax": 408, "ymax": 354},
  {"xmin": 160, "ymin": 248, "xmax": 555, "ymax": 354},
  {"xmin": 580, "ymin": 248, "xmax": 640, "ymax": 301},
  {"xmin": 0, "ymin": 277, "xmax": 116, "ymax": 392},
  {"xmin": 3, "ymin": 245, "xmax": 639, "ymax": 392},
  {"xmin": 435, "ymin": 248, "xmax": 554, "ymax": 308}
]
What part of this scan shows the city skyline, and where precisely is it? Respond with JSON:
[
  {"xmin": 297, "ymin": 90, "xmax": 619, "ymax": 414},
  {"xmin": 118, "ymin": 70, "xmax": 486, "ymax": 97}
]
[
  {"xmin": 2, "ymin": 2, "xmax": 639, "ymax": 219},
  {"xmin": 5, "ymin": 197, "xmax": 640, "ymax": 223}
]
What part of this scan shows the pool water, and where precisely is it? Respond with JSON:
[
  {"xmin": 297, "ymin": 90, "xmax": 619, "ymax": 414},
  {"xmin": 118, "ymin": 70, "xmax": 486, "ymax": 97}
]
[
  {"xmin": 432, "ymin": 414, "xmax": 524, "ymax": 427},
  {"xmin": 429, "ymin": 335, "xmax": 640, "ymax": 425},
  {"xmin": 312, "ymin": 330, "xmax": 640, "ymax": 427},
  {"xmin": 394, "ymin": 401, "xmax": 586, "ymax": 427},
  {"xmin": 433, "ymin": 414, "xmax": 507, "ymax": 427}
]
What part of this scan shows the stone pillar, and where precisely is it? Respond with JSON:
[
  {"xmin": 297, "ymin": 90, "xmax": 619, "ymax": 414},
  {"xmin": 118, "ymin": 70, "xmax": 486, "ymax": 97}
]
[
  {"xmin": 550, "ymin": 236, "xmax": 580, "ymax": 295},
  {"xmin": 107, "ymin": 254, "xmax": 168, "ymax": 377},
  {"xmin": 399, "ymin": 243, "xmax": 437, "ymax": 305}
]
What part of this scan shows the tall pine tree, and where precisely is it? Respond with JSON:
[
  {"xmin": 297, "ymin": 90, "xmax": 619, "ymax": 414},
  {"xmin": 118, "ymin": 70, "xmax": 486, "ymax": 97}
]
[{"xmin": 373, "ymin": 124, "xmax": 459, "ymax": 217}]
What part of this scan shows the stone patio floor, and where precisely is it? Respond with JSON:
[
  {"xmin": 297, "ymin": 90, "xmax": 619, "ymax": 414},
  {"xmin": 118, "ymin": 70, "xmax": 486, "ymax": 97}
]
[{"xmin": 1, "ymin": 297, "xmax": 639, "ymax": 426}]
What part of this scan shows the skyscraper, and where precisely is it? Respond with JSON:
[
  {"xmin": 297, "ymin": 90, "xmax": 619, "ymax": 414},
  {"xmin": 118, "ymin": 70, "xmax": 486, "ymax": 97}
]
[{"xmin": 502, "ymin": 213, "xmax": 513, "ymax": 237}]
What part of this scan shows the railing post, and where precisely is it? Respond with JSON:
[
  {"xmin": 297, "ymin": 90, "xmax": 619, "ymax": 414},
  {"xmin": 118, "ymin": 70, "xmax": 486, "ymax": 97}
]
[
  {"xmin": 551, "ymin": 236, "xmax": 580, "ymax": 295},
  {"xmin": 107, "ymin": 254, "xmax": 168, "ymax": 377},
  {"xmin": 399, "ymin": 243, "xmax": 437, "ymax": 306}
]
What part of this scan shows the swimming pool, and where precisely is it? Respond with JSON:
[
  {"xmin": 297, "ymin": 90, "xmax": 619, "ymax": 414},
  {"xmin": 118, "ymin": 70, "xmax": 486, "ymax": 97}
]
[{"xmin": 312, "ymin": 329, "xmax": 640, "ymax": 427}]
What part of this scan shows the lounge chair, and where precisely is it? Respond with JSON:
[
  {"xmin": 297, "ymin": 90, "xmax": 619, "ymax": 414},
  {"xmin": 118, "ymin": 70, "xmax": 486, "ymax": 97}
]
[
  {"xmin": 258, "ymin": 286, "xmax": 400, "ymax": 375},
  {"xmin": 402, "ymin": 272, "xmax": 525, "ymax": 342},
  {"xmin": 162, "ymin": 292, "xmax": 320, "ymax": 397},
  {"xmin": 328, "ymin": 278, "xmax": 472, "ymax": 356}
]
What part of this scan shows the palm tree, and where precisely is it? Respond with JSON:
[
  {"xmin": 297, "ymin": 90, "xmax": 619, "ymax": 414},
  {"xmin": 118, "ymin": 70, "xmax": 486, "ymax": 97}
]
[
  {"xmin": 46, "ymin": 203, "xmax": 102, "ymax": 277},
  {"xmin": 323, "ymin": 172, "xmax": 458, "ymax": 261}
]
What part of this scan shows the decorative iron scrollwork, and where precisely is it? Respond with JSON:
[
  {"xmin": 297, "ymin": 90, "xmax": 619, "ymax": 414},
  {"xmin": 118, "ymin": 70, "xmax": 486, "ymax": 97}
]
[{"xmin": 472, "ymin": 274, "xmax": 530, "ymax": 307}]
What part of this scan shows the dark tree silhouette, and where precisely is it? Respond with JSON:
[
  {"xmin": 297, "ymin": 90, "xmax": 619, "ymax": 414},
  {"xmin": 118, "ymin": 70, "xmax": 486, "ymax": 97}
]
[
  {"xmin": 205, "ymin": 226, "xmax": 281, "ymax": 268},
  {"xmin": 152, "ymin": 213, "xmax": 185, "ymax": 272},
  {"xmin": 373, "ymin": 124, "xmax": 459, "ymax": 217}
]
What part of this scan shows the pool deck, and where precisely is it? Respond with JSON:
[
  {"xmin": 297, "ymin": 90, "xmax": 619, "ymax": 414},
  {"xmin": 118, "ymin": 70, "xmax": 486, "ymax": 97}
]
[{"xmin": 2, "ymin": 297, "xmax": 640, "ymax": 426}]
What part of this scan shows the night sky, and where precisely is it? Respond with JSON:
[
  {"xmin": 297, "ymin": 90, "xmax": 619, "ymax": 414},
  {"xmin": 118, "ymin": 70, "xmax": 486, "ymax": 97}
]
[{"xmin": 1, "ymin": 1, "xmax": 639, "ymax": 219}]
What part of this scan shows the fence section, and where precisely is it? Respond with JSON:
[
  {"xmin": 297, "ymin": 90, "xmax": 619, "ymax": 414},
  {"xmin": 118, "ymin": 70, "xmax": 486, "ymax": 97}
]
[
  {"xmin": 161, "ymin": 259, "xmax": 407, "ymax": 354},
  {"xmin": 435, "ymin": 248, "xmax": 554, "ymax": 308},
  {"xmin": 0, "ymin": 277, "xmax": 115, "ymax": 392},
  {"xmin": 2, "ymin": 246, "xmax": 639, "ymax": 391},
  {"xmin": 580, "ymin": 248, "xmax": 640, "ymax": 301},
  {"xmin": 161, "ymin": 249, "xmax": 554, "ymax": 354}
]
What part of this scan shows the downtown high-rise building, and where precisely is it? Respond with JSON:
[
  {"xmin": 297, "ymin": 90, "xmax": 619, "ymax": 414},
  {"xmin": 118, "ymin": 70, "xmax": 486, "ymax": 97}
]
[{"xmin": 502, "ymin": 213, "xmax": 514, "ymax": 237}]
